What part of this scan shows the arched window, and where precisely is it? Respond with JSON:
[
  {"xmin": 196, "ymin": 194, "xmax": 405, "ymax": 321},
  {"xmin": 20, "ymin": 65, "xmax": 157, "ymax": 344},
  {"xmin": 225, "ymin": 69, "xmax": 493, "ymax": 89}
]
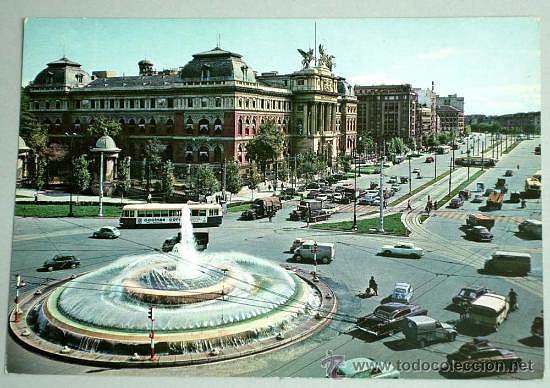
[
  {"xmin": 215, "ymin": 97, "xmax": 221, "ymax": 107},
  {"xmin": 214, "ymin": 146, "xmax": 222, "ymax": 163},
  {"xmin": 166, "ymin": 118, "xmax": 174, "ymax": 133},
  {"xmin": 74, "ymin": 118, "xmax": 81, "ymax": 128},
  {"xmin": 237, "ymin": 144, "xmax": 244, "ymax": 163},
  {"xmin": 214, "ymin": 118, "xmax": 222, "ymax": 132},
  {"xmin": 238, "ymin": 118, "xmax": 243, "ymax": 135},
  {"xmin": 199, "ymin": 146, "xmax": 209, "ymax": 163},
  {"xmin": 185, "ymin": 146, "xmax": 194, "ymax": 163},
  {"xmin": 45, "ymin": 101, "xmax": 50, "ymax": 110},
  {"xmin": 55, "ymin": 118, "xmax": 61, "ymax": 127},
  {"xmin": 201, "ymin": 97, "xmax": 208, "ymax": 108},
  {"xmin": 252, "ymin": 118, "xmax": 256, "ymax": 134},
  {"xmin": 245, "ymin": 99, "xmax": 249, "ymax": 108},
  {"xmin": 129, "ymin": 118, "xmax": 136, "ymax": 125},
  {"xmin": 119, "ymin": 118, "xmax": 125, "ymax": 125},
  {"xmin": 138, "ymin": 118, "xmax": 146, "ymax": 128},
  {"xmin": 55, "ymin": 101, "xmax": 61, "ymax": 109},
  {"xmin": 199, "ymin": 118, "xmax": 209, "ymax": 133},
  {"xmin": 245, "ymin": 118, "xmax": 250, "ymax": 136},
  {"xmin": 252, "ymin": 100, "xmax": 256, "ymax": 108},
  {"xmin": 186, "ymin": 116, "xmax": 193, "ymax": 131},
  {"xmin": 238, "ymin": 99, "xmax": 243, "ymax": 108},
  {"xmin": 149, "ymin": 118, "xmax": 156, "ymax": 126}
]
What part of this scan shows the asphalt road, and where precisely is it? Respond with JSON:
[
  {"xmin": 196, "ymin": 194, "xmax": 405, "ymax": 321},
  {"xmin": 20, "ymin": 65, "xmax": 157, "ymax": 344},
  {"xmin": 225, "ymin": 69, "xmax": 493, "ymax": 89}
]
[{"xmin": 6, "ymin": 136, "xmax": 542, "ymax": 379}]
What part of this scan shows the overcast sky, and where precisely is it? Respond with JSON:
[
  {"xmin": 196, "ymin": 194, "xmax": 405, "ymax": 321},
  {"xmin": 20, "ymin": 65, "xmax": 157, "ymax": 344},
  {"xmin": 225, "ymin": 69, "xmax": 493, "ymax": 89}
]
[{"xmin": 22, "ymin": 17, "xmax": 540, "ymax": 116}]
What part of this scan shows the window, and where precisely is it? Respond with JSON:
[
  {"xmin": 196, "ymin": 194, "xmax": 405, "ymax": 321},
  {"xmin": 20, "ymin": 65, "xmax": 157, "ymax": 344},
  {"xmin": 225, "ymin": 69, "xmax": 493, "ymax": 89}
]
[
  {"xmin": 100, "ymin": 99, "xmax": 105, "ymax": 109},
  {"xmin": 149, "ymin": 118, "xmax": 156, "ymax": 126},
  {"xmin": 187, "ymin": 98, "xmax": 193, "ymax": 107},
  {"xmin": 33, "ymin": 101, "xmax": 39, "ymax": 110},
  {"xmin": 214, "ymin": 118, "xmax": 222, "ymax": 131},
  {"xmin": 199, "ymin": 118, "xmax": 209, "ymax": 133},
  {"xmin": 185, "ymin": 146, "xmax": 193, "ymax": 162},
  {"xmin": 245, "ymin": 99, "xmax": 249, "ymax": 108},
  {"xmin": 90, "ymin": 100, "xmax": 95, "ymax": 109},
  {"xmin": 140, "ymin": 99, "xmax": 145, "ymax": 109},
  {"xmin": 138, "ymin": 118, "xmax": 145, "ymax": 128},
  {"xmin": 119, "ymin": 99, "xmax": 125, "ymax": 109},
  {"xmin": 75, "ymin": 74, "xmax": 83, "ymax": 83},
  {"xmin": 252, "ymin": 100, "xmax": 256, "ymax": 108},
  {"xmin": 119, "ymin": 118, "xmax": 125, "ymax": 125},
  {"xmin": 55, "ymin": 101, "xmax": 61, "ymax": 109},
  {"xmin": 201, "ymin": 97, "xmax": 207, "ymax": 108},
  {"xmin": 215, "ymin": 97, "xmax": 221, "ymax": 108},
  {"xmin": 129, "ymin": 99, "xmax": 135, "ymax": 109},
  {"xmin": 297, "ymin": 79, "xmax": 305, "ymax": 85},
  {"xmin": 238, "ymin": 99, "xmax": 243, "ymax": 108},
  {"xmin": 261, "ymin": 99, "xmax": 264, "ymax": 109},
  {"xmin": 214, "ymin": 146, "xmax": 222, "ymax": 163},
  {"xmin": 186, "ymin": 117, "xmax": 193, "ymax": 130},
  {"xmin": 167, "ymin": 98, "xmax": 174, "ymax": 108},
  {"xmin": 150, "ymin": 98, "xmax": 156, "ymax": 108},
  {"xmin": 238, "ymin": 119, "xmax": 243, "ymax": 135},
  {"xmin": 109, "ymin": 99, "xmax": 115, "ymax": 109}
]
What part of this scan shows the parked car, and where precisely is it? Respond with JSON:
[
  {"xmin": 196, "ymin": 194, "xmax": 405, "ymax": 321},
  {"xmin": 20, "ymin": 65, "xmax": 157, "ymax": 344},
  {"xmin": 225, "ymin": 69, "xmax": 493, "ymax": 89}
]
[
  {"xmin": 335, "ymin": 358, "xmax": 400, "ymax": 379},
  {"xmin": 42, "ymin": 254, "xmax": 80, "ymax": 272},
  {"xmin": 356, "ymin": 303, "xmax": 428, "ymax": 338},
  {"xmin": 504, "ymin": 169, "xmax": 514, "ymax": 177},
  {"xmin": 332, "ymin": 192, "xmax": 344, "ymax": 201},
  {"xmin": 315, "ymin": 194, "xmax": 329, "ymax": 202},
  {"xmin": 452, "ymin": 286, "xmax": 491, "ymax": 307},
  {"xmin": 412, "ymin": 167, "xmax": 421, "ymax": 174},
  {"xmin": 403, "ymin": 316, "xmax": 457, "ymax": 347},
  {"xmin": 92, "ymin": 226, "xmax": 120, "ymax": 239},
  {"xmin": 306, "ymin": 182, "xmax": 321, "ymax": 190},
  {"xmin": 388, "ymin": 176, "xmax": 398, "ymax": 184},
  {"xmin": 358, "ymin": 195, "xmax": 374, "ymax": 205},
  {"xmin": 306, "ymin": 190, "xmax": 319, "ymax": 199},
  {"xmin": 391, "ymin": 184, "xmax": 401, "ymax": 193},
  {"xmin": 449, "ymin": 197, "xmax": 464, "ymax": 208},
  {"xmin": 459, "ymin": 189, "xmax": 471, "ymax": 200},
  {"xmin": 509, "ymin": 191, "xmax": 521, "ymax": 203},
  {"xmin": 391, "ymin": 282, "xmax": 414, "ymax": 303},
  {"xmin": 400, "ymin": 176, "xmax": 409, "ymax": 184},
  {"xmin": 446, "ymin": 338, "xmax": 521, "ymax": 375},
  {"xmin": 518, "ymin": 219, "xmax": 542, "ymax": 239},
  {"xmin": 471, "ymin": 194, "xmax": 483, "ymax": 203},
  {"xmin": 425, "ymin": 156, "xmax": 434, "ymax": 163},
  {"xmin": 465, "ymin": 226, "xmax": 494, "ymax": 242},
  {"xmin": 380, "ymin": 243, "xmax": 424, "ymax": 259}
]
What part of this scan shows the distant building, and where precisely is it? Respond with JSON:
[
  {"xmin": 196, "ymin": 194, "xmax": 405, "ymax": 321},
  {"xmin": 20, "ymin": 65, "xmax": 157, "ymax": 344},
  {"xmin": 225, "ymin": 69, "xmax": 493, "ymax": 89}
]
[
  {"xmin": 437, "ymin": 105, "xmax": 464, "ymax": 135},
  {"xmin": 465, "ymin": 112, "xmax": 540, "ymax": 132},
  {"xmin": 437, "ymin": 93, "xmax": 464, "ymax": 112},
  {"xmin": 414, "ymin": 86, "xmax": 438, "ymax": 147},
  {"xmin": 354, "ymin": 84, "xmax": 418, "ymax": 148}
]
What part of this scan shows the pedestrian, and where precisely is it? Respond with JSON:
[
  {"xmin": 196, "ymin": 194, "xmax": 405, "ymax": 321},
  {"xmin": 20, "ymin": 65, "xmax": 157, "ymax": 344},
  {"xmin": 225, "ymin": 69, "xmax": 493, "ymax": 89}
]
[
  {"xmin": 281, "ymin": 182, "xmax": 285, "ymax": 190},
  {"xmin": 147, "ymin": 192, "xmax": 152, "ymax": 203},
  {"xmin": 34, "ymin": 192, "xmax": 38, "ymax": 203},
  {"xmin": 268, "ymin": 211, "xmax": 273, "ymax": 223},
  {"xmin": 517, "ymin": 164, "xmax": 520, "ymax": 170},
  {"xmin": 268, "ymin": 184, "xmax": 272, "ymax": 192},
  {"xmin": 406, "ymin": 199, "xmax": 412, "ymax": 211},
  {"xmin": 369, "ymin": 276, "xmax": 378, "ymax": 296}
]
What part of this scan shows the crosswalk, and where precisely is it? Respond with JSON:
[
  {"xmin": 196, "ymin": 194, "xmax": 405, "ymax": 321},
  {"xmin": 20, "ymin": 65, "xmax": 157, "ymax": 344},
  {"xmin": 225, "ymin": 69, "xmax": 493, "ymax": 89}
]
[{"xmin": 431, "ymin": 210, "xmax": 525, "ymax": 225}]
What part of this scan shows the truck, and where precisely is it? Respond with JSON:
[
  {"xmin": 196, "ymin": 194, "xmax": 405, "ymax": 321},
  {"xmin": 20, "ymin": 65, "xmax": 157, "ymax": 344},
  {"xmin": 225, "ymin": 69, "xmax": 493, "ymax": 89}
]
[
  {"xmin": 289, "ymin": 200, "xmax": 331, "ymax": 223},
  {"xmin": 162, "ymin": 231, "xmax": 209, "ymax": 252},
  {"xmin": 524, "ymin": 176, "xmax": 541, "ymax": 198},
  {"xmin": 240, "ymin": 196, "xmax": 282, "ymax": 220},
  {"xmin": 403, "ymin": 316, "xmax": 457, "ymax": 347},
  {"xmin": 466, "ymin": 213, "xmax": 495, "ymax": 230},
  {"xmin": 486, "ymin": 191, "xmax": 504, "ymax": 210}
]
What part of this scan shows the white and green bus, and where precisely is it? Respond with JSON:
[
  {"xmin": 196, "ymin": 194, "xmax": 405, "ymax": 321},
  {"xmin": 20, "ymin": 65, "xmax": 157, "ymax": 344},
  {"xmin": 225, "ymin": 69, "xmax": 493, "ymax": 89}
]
[{"xmin": 119, "ymin": 203, "xmax": 223, "ymax": 228}]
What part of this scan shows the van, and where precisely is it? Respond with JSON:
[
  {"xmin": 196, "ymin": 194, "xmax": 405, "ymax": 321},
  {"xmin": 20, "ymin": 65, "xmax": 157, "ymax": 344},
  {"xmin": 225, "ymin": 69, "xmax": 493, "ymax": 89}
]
[
  {"xmin": 293, "ymin": 242, "xmax": 335, "ymax": 264},
  {"xmin": 403, "ymin": 316, "xmax": 457, "ymax": 347},
  {"xmin": 467, "ymin": 293, "xmax": 509, "ymax": 331},
  {"xmin": 484, "ymin": 251, "xmax": 531, "ymax": 275},
  {"xmin": 466, "ymin": 213, "xmax": 495, "ymax": 230},
  {"xmin": 518, "ymin": 219, "xmax": 542, "ymax": 239}
]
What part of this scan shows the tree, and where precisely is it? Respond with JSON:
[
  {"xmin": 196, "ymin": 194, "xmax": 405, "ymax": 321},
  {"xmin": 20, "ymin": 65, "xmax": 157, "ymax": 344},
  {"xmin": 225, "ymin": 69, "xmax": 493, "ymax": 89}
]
[
  {"xmin": 463, "ymin": 125, "xmax": 472, "ymax": 136},
  {"xmin": 357, "ymin": 136, "xmax": 374, "ymax": 157},
  {"xmin": 25, "ymin": 124, "xmax": 49, "ymax": 191},
  {"xmin": 85, "ymin": 116, "xmax": 122, "ymax": 141},
  {"xmin": 195, "ymin": 165, "xmax": 220, "ymax": 198},
  {"xmin": 117, "ymin": 157, "xmax": 131, "ymax": 198},
  {"xmin": 143, "ymin": 138, "xmax": 167, "ymax": 190},
  {"xmin": 247, "ymin": 162, "xmax": 262, "ymax": 200},
  {"xmin": 71, "ymin": 155, "xmax": 91, "ymax": 196},
  {"xmin": 426, "ymin": 135, "xmax": 440, "ymax": 148},
  {"xmin": 277, "ymin": 160, "xmax": 289, "ymax": 183},
  {"xmin": 437, "ymin": 132, "xmax": 451, "ymax": 145},
  {"xmin": 160, "ymin": 160, "xmax": 174, "ymax": 200},
  {"xmin": 245, "ymin": 121, "xmax": 285, "ymax": 178},
  {"xmin": 336, "ymin": 154, "xmax": 352, "ymax": 173},
  {"xmin": 225, "ymin": 160, "xmax": 242, "ymax": 203},
  {"xmin": 296, "ymin": 150, "xmax": 324, "ymax": 182}
]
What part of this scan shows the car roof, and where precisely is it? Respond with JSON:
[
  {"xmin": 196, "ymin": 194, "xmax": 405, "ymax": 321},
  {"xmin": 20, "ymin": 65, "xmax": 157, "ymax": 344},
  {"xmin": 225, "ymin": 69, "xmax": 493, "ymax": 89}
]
[
  {"xmin": 377, "ymin": 302, "xmax": 413, "ymax": 312},
  {"xmin": 395, "ymin": 282, "xmax": 410, "ymax": 288}
]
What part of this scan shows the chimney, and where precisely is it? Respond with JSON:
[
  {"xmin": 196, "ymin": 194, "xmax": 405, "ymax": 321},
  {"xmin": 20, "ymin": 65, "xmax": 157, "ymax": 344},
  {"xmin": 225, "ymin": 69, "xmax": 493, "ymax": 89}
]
[{"xmin": 431, "ymin": 81, "xmax": 434, "ymax": 92}]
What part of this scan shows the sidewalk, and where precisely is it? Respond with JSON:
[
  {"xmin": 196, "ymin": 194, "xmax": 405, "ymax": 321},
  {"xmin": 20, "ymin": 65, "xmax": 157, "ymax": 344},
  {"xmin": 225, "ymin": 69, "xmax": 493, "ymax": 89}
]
[{"xmin": 16, "ymin": 188, "xmax": 145, "ymax": 204}]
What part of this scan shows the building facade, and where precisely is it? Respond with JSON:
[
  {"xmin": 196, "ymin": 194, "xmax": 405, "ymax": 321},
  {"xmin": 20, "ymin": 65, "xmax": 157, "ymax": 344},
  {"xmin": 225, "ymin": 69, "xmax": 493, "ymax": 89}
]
[
  {"xmin": 354, "ymin": 84, "xmax": 418, "ymax": 148},
  {"xmin": 27, "ymin": 46, "xmax": 356, "ymax": 175},
  {"xmin": 437, "ymin": 93, "xmax": 464, "ymax": 112},
  {"xmin": 437, "ymin": 105, "xmax": 465, "ymax": 134}
]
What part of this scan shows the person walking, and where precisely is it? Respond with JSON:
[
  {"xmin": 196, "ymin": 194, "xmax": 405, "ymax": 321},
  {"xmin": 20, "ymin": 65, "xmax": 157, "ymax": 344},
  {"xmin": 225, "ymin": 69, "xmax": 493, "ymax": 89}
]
[
  {"xmin": 147, "ymin": 192, "xmax": 152, "ymax": 203},
  {"xmin": 406, "ymin": 199, "xmax": 412, "ymax": 211},
  {"xmin": 34, "ymin": 192, "xmax": 38, "ymax": 203},
  {"xmin": 369, "ymin": 276, "xmax": 378, "ymax": 296}
]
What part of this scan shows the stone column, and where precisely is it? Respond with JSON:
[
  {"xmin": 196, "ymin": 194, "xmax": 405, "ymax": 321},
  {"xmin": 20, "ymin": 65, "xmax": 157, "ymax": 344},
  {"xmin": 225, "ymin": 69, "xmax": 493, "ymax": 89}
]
[
  {"xmin": 313, "ymin": 103, "xmax": 318, "ymax": 134},
  {"xmin": 331, "ymin": 104, "xmax": 337, "ymax": 132},
  {"xmin": 324, "ymin": 103, "xmax": 330, "ymax": 132},
  {"xmin": 303, "ymin": 103, "xmax": 309, "ymax": 135},
  {"xmin": 320, "ymin": 103, "xmax": 325, "ymax": 134}
]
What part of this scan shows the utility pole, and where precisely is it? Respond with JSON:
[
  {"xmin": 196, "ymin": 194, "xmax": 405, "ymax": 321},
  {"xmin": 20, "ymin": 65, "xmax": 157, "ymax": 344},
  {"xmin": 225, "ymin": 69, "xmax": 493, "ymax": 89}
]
[
  {"xmin": 448, "ymin": 162, "xmax": 452, "ymax": 195},
  {"xmin": 222, "ymin": 160, "xmax": 227, "ymax": 201},
  {"xmin": 14, "ymin": 273, "xmax": 24, "ymax": 323},
  {"xmin": 65, "ymin": 132, "xmax": 77, "ymax": 217},
  {"xmin": 378, "ymin": 156, "xmax": 384, "ymax": 233},
  {"xmin": 451, "ymin": 131, "xmax": 456, "ymax": 170},
  {"xmin": 467, "ymin": 150, "xmax": 471, "ymax": 180},
  {"xmin": 481, "ymin": 140, "xmax": 485, "ymax": 171},
  {"xmin": 434, "ymin": 151, "xmax": 437, "ymax": 179},
  {"xmin": 408, "ymin": 155, "xmax": 412, "ymax": 194},
  {"xmin": 98, "ymin": 151, "xmax": 104, "ymax": 217},
  {"xmin": 312, "ymin": 241, "xmax": 319, "ymax": 282},
  {"xmin": 492, "ymin": 133, "xmax": 495, "ymax": 159},
  {"xmin": 353, "ymin": 147, "xmax": 358, "ymax": 231}
]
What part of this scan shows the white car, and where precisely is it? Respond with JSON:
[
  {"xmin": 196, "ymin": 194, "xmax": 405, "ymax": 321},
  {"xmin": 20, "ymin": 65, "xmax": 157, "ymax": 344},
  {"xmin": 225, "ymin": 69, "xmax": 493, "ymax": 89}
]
[
  {"xmin": 391, "ymin": 282, "xmax": 414, "ymax": 303},
  {"xmin": 315, "ymin": 194, "xmax": 329, "ymax": 201},
  {"xmin": 332, "ymin": 192, "xmax": 344, "ymax": 201},
  {"xmin": 391, "ymin": 184, "xmax": 401, "ymax": 192},
  {"xmin": 388, "ymin": 176, "xmax": 398, "ymax": 184},
  {"xmin": 380, "ymin": 243, "xmax": 424, "ymax": 259},
  {"xmin": 471, "ymin": 194, "xmax": 483, "ymax": 203},
  {"xmin": 412, "ymin": 168, "xmax": 421, "ymax": 174}
]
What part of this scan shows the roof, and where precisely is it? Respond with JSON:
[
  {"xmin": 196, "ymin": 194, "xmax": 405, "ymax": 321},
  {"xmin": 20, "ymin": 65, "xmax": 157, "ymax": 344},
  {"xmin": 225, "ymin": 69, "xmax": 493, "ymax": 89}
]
[
  {"xmin": 180, "ymin": 46, "xmax": 256, "ymax": 82},
  {"xmin": 93, "ymin": 135, "xmax": 120, "ymax": 151},
  {"xmin": 471, "ymin": 293, "xmax": 507, "ymax": 310},
  {"xmin": 32, "ymin": 57, "xmax": 91, "ymax": 88},
  {"xmin": 47, "ymin": 57, "xmax": 82, "ymax": 67},
  {"xmin": 377, "ymin": 302, "xmax": 411, "ymax": 312},
  {"xmin": 406, "ymin": 315, "xmax": 436, "ymax": 325},
  {"xmin": 122, "ymin": 203, "xmax": 221, "ymax": 211},
  {"xmin": 492, "ymin": 251, "xmax": 531, "ymax": 258},
  {"xmin": 394, "ymin": 282, "xmax": 410, "ymax": 288},
  {"xmin": 85, "ymin": 74, "xmax": 182, "ymax": 89}
]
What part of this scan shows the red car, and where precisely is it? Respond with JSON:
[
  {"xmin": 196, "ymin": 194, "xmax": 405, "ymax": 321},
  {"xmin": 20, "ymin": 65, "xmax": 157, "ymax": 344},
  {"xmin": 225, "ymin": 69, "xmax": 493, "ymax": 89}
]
[{"xmin": 425, "ymin": 156, "xmax": 434, "ymax": 163}]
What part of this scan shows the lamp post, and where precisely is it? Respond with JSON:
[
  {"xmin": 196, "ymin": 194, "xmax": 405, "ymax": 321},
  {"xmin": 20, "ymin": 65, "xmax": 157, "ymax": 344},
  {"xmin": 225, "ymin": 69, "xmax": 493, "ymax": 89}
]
[
  {"xmin": 467, "ymin": 149, "xmax": 471, "ymax": 180},
  {"xmin": 408, "ymin": 155, "xmax": 412, "ymax": 194},
  {"xmin": 353, "ymin": 145, "xmax": 358, "ymax": 231},
  {"xmin": 65, "ymin": 132, "xmax": 77, "ymax": 217},
  {"xmin": 98, "ymin": 150, "xmax": 104, "ymax": 217},
  {"xmin": 378, "ymin": 155, "xmax": 385, "ymax": 233}
]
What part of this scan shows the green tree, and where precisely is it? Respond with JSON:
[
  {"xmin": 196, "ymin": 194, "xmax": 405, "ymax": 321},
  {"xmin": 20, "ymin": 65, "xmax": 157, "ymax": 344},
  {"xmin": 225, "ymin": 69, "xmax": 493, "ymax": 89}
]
[
  {"xmin": 71, "ymin": 155, "xmax": 91, "ymax": 195},
  {"xmin": 337, "ymin": 154, "xmax": 352, "ymax": 173},
  {"xmin": 245, "ymin": 121, "xmax": 285, "ymax": 178},
  {"xmin": 160, "ymin": 160, "xmax": 174, "ymax": 200},
  {"xmin": 247, "ymin": 162, "xmax": 262, "ymax": 200},
  {"xmin": 85, "ymin": 116, "xmax": 122, "ymax": 141},
  {"xmin": 356, "ymin": 136, "xmax": 374, "ymax": 156},
  {"xmin": 296, "ymin": 150, "xmax": 324, "ymax": 182},
  {"xmin": 143, "ymin": 138, "xmax": 167, "ymax": 190},
  {"xmin": 463, "ymin": 125, "xmax": 472, "ymax": 136},
  {"xmin": 117, "ymin": 157, "xmax": 132, "ymax": 198},
  {"xmin": 195, "ymin": 165, "xmax": 220, "ymax": 198},
  {"xmin": 225, "ymin": 160, "xmax": 242, "ymax": 203},
  {"xmin": 426, "ymin": 135, "xmax": 440, "ymax": 148},
  {"xmin": 277, "ymin": 160, "xmax": 289, "ymax": 183},
  {"xmin": 25, "ymin": 124, "xmax": 49, "ymax": 190},
  {"xmin": 437, "ymin": 132, "xmax": 451, "ymax": 145}
]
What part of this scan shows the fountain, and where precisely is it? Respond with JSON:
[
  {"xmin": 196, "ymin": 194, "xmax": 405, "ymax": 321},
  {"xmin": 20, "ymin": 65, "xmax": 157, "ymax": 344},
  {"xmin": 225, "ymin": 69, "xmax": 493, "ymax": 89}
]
[{"xmin": 12, "ymin": 205, "xmax": 335, "ymax": 365}]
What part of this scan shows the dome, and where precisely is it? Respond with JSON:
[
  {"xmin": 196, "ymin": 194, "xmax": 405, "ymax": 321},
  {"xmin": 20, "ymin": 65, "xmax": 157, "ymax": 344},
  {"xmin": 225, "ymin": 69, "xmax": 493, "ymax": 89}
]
[
  {"xmin": 179, "ymin": 47, "xmax": 257, "ymax": 82},
  {"xmin": 93, "ymin": 135, "xmax": 120, "ymax": 152},
  {"xmin": 138, "ymin": 59, "xmax": 153, "ymax": 66},
  {"xmin": 18, "ymin": 136, "xmax": 30, "ymax": 151},
  {"xmin": 32, "ymin": 57, "xmax": 91, "ymax": 88}
]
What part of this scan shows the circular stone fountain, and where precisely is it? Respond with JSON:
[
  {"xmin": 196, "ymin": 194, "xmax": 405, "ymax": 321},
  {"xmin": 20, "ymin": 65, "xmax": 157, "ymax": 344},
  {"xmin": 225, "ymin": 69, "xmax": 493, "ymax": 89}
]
[{"xmin": 11, "ymin": 205, "xmax": 336, "ymax": 366}]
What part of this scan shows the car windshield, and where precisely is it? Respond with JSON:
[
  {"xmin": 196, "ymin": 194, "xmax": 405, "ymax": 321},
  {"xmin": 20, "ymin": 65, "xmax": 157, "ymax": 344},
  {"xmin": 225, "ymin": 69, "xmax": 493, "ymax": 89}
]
[
  {"xmin": 395, "ymin": 288, "xmax": 407, "ymax": 294},
  {"xmin": 374, "ymin": 306, "xmax": 396, "ymax": 320}
]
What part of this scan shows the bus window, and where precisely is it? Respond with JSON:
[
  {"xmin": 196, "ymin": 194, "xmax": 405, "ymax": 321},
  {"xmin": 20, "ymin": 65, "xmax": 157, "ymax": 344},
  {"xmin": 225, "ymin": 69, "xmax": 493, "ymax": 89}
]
[
  {"xmin": 199, "ymin": 210, "xmax": 207, "ymax": 216},
  {"xmin": 210, "ymin": 209, "xmax": 219, "ymax": 216},
  {"xmin": 191, "ymin": 210, "xmax": 199, "ymax": 216}
]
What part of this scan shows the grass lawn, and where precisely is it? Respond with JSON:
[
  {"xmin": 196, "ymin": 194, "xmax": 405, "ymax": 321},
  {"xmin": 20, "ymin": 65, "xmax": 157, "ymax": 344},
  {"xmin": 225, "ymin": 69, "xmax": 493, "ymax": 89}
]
[
  {"xmin": 389, "ymin": 170, "xmax": 451, "ymax": 207},
  {"xmin": 503, "ymin": 141, "xmax": 520, "ymax": 154},
  {"xmin": 311, "ymin": 212, "xmax": 408, "ymax": 236},
  {"xmin": 15, "ymin": 204, "xmax": 122, "ymax": 218},
  {"xmin": 227, "ymin": 203, "xmax": 252, "ymax": 213}
]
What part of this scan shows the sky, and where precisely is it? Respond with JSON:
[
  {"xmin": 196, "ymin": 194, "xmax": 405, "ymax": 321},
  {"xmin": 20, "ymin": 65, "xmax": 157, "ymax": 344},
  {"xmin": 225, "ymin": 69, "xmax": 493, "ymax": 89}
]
[{"xmin": 22, "ymin": 17, "xmax": 540, "ymax": 116}]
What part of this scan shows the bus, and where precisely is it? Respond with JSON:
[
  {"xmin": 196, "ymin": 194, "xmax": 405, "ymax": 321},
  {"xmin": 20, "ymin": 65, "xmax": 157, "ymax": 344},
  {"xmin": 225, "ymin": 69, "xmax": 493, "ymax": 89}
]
[
  {"xmin": 454, "ymin": 156, "xmax": 496, "ymax": 168},
  {"xmin": 435, "ymin": 145, "xmax": 451, "ymax": 154},
  {"xmin": 119, "ymin": 203, "xmax": 223, "ymax": 228}
]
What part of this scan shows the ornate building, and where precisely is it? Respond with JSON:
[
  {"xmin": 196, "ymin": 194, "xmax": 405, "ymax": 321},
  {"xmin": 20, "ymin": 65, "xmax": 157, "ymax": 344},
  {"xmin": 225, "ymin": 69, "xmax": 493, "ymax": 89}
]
[{"xmin": 27, "ymin": 46, "xmax": 357, "ymax": 174}]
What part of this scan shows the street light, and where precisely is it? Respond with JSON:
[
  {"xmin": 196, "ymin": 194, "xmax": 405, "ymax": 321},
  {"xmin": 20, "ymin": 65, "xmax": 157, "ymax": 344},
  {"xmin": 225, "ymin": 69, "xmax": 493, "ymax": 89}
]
[{"xmin": 65, "ymin": 132, "xmax": 78, "ymax": 217}]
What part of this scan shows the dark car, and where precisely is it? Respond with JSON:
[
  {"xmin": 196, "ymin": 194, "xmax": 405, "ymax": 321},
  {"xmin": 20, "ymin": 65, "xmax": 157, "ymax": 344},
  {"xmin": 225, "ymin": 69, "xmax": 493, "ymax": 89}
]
[
  {"xmin": 465, "ymin": 226, "xmax": 493, "ymax": 242},
  {"xmin": 504, "ymin": 170, "xmax": 514, "ymax": 177},
  {"xmin": 425, "ymin": 156, "xmax": 434, "ymax": 163},
  {"xmin": 92, "ymin": 226, "xmax": 120, "ymax": 239},
  {"xmin": 449, "ymin": 197, "xmax": 464, "ymax": 208},
  {"xmin": 306, "ymin": 182, "xmax": 321, "ymax": 190},
  {"xmin": 306, "ymin": 190, "xmax": 320, "ymax": 199},
  {"xmin": 356, "ymin": 303, "xmax": 428, "ymax": 338},
  {"xmin": 446, "ymin": 338, "xmax": 522, "ymax": 375},
  {"xmin": 452, "ymin": 286, "xmax": 491, "ymax": 307},
  {"xmin": 42, "ymin": 254, "xmax": 80, "ymax": 272},
  {"xmin": 531, "ymin": 315, "xmax": 543, "ymax": 340},
  {"xmin": 162, "ymin": 231, "xmax": 209, "ymax": 252}
]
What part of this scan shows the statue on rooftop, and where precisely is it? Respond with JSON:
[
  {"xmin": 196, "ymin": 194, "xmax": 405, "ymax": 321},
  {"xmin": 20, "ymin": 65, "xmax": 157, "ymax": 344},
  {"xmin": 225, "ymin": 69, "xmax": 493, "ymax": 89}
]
[{"xmin": 297, "ymin": 48, "xmax": 314, "ymax": 69}]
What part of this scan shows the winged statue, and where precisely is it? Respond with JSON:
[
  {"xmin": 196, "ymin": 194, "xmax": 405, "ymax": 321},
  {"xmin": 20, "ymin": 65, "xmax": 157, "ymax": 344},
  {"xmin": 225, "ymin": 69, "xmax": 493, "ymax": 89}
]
[{"xmin": 297, "ymin": 48, "xmax": 314, "ymax": 69}]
